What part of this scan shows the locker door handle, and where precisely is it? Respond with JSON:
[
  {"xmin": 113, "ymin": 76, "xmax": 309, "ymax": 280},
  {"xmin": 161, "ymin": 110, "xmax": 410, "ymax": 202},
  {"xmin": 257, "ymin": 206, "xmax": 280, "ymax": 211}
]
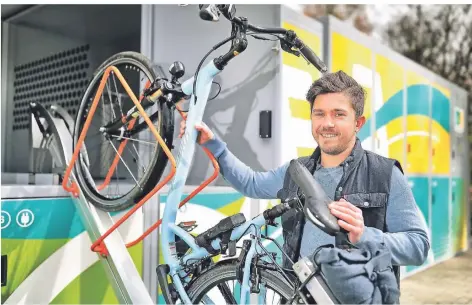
[
  {"xmin": 432, "ymin": 194, "xmax": 435, "ymax": 204},
  {"xmin": 1, "ymin": 255, "xmax": 7, "ymax": 287},
  {"xmin": 452, "ymin": 192, "xmax": 455, "ymax": 202}
]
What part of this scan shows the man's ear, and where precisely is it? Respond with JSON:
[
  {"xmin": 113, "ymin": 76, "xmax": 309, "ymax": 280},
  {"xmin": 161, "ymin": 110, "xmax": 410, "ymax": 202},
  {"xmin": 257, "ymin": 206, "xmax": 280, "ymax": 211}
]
[{"xmin": 355, "ymin": 116, "xmax": 366, "ymax": 131}]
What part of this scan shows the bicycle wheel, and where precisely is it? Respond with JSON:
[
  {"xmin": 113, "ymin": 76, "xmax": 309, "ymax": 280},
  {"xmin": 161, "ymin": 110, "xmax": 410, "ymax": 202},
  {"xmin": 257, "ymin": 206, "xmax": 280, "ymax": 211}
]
[
  {"xmin": 73, "ymin": 51, "xmax": 174, "ymax": 212},
  {"xmin": 186, "ymin": 261, "xmax": 295, "ymax": 304}
]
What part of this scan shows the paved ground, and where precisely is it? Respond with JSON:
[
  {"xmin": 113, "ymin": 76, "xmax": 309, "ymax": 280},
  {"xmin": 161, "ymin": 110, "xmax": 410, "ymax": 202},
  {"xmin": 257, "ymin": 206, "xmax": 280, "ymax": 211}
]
[{"xmin": 400, "ymin": 246, "xmax": 472, "ymax": 304}]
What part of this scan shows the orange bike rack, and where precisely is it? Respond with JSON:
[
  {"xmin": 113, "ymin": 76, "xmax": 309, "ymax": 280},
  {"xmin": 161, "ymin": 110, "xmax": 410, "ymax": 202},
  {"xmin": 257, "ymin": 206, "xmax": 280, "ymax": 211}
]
[{"xmin": 62, "ymin": 65, "xmax": 220, "ymax": 256}]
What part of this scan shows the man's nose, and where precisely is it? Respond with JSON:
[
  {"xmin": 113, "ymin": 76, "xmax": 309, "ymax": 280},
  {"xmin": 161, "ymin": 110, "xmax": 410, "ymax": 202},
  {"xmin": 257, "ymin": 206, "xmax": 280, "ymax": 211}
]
[{"xmin": 321, "ymin": 116, "xmax": 335, "ymax": 128}]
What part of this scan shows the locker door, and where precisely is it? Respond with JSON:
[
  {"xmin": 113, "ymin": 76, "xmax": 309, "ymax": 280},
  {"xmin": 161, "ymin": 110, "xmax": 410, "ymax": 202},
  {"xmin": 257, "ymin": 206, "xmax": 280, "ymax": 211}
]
[
  {"xmin": 405, "ymin": 176, "xmax": 430, "ymax": 273},
  {"xmin": 431, "ymin": 177, "xmax": 450, "ymax": 261},
  {"xmin": 451, "ymin": 178, "xmax": 466, "ymax": 252}
]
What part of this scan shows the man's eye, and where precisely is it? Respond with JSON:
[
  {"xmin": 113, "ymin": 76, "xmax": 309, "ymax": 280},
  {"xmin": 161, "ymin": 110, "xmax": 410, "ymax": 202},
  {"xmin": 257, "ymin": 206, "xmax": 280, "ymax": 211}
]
[{"xmin": 335, "ymin": 113, "xmax": 346, "ymax": 117}]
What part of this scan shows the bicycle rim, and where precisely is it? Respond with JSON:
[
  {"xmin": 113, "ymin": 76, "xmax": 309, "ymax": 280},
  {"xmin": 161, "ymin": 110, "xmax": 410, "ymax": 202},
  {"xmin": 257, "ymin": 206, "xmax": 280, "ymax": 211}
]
[
  {"xmin": 73, "ymin": 52, "xmax": 169, "ymax": 212},
  {"xmin": 186, "ymin": 262, "xmax": 294, "ymax": 304}
]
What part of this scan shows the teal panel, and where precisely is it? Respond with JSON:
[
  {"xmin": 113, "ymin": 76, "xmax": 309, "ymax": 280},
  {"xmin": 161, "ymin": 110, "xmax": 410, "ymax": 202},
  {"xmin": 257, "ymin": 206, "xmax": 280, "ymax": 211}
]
[
  {"xmin": 406, "ymin": 85, "xmax": 430, "ymax": 118},
  {"xmin": 431, "ymin": 177, "xmax": 450, "ymax": 261},
  {"xmin": 405, "ymin": 176, "xmax": 430, "ymax": 274},
  {"xmin": 1, "ymin": 198, "xmax": 85, "ymax": 239},
  {"xmin": 431, "ymin": 89, "xmax": 450, "ymax": 132},
  {"xmin": 408, "ymin": 177, "xmax": 430, "ymax": 226},
  {"xmin": 451, "ymin": 177, "xmax": 465, "ymax": 252}
]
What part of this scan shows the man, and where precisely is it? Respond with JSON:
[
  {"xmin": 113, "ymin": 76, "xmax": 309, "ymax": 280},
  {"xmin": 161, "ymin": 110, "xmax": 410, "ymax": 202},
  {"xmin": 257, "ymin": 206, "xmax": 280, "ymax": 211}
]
[{"xmin": 179, "ymin": 70, "xmax": 430, "ymax": 279}]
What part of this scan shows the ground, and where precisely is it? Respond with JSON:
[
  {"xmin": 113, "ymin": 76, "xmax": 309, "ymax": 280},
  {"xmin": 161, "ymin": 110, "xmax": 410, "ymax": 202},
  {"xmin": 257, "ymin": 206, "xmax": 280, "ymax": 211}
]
[{"xmin": 400, "ymin": 246, "xmax": 472, "ymax": 304}]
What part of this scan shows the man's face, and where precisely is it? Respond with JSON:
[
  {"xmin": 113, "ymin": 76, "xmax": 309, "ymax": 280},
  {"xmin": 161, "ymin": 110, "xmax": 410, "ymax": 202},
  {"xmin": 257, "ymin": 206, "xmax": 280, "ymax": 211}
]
[{"xmin": 311, "ymin": 92, "xmax": 365, "ymax": 155}]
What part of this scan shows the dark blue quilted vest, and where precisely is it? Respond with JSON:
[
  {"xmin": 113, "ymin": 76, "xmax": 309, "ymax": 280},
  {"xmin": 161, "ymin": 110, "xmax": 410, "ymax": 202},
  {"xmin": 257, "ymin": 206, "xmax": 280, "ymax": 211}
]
[{"xmin": 279, "ymin": 138, "xmax": 403, "ymax": 284}]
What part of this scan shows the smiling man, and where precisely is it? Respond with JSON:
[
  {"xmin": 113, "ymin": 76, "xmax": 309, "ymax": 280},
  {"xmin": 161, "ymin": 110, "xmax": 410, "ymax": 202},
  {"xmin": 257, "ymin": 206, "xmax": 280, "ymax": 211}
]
[{"xmin": 179, "ymin": 70, "xmax": 430, "ymax": 287}]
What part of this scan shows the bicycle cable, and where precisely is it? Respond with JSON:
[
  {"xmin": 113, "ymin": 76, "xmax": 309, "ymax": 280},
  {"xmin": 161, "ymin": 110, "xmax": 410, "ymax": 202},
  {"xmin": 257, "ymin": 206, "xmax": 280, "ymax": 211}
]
[
  {"xmin": 192, "ymin": 30, "xmax": 287, "ymax": 105},
  {"xmin": 192, "ymin": 35, "xmax": 235, "ymax": 104}
]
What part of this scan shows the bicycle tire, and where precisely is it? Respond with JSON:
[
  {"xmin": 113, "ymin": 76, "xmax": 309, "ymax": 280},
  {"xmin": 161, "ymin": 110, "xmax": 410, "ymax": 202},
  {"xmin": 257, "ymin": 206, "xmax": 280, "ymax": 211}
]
[
  {"xmin": 186, "ymin": 261, "xmax": 295, "ymax": 304},
  {"xmin": 73, "ymin": 51, "xmax": 174, "ymax": 212}
]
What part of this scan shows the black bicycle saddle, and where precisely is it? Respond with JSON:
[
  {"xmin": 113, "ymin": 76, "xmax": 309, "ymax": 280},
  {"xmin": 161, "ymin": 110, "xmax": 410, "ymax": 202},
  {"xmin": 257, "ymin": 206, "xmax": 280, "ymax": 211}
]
[{"xmin": 287, "ymin": 159, "xmax": 341, "ymax": 236}]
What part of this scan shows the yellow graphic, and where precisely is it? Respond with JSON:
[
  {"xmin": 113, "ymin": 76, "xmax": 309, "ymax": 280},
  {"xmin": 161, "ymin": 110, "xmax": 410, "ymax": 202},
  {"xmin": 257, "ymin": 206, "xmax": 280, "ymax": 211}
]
[
  {"xmin": 375, "ymin": 54, "xmax": 404, "ymax": 102},
  {"xmin": 289, "ymin": 97, "xmax": 311, "ymax": 120},
  {"xmin": 217, "ymin": 197, "xmax": 245, "ymax": 216},
  {"xmin": 406, "ymin": 71, "xmax": 430, "ymax": 174},
  {"xmin": 431, "ymin": 82, "xmax": 451, "ymax": 175},
  {"xmin": 431, "ymin": 121, "xmax": 450, "ymax": 174},
  {"xmin": 332, "ymin": 32, "xmax": 372, "ymax": 121},
  {"xmin": 375, "ymin": 54, "xmax": 405, "ymax": 164},
  {"xmin": 384, "ymin": 117, "xmax": 405, "ymax": 166}
]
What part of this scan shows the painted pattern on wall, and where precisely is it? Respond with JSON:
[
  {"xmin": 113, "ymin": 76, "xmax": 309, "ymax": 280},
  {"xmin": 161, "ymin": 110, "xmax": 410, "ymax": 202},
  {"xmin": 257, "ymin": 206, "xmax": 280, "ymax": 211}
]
[
  {"xmin": 1, "ymin": 197, "xmax": 143, "ymax": 304},
  {"xmin": 331, "ymin": 30, "xmax": 466, "ymax": 275}
]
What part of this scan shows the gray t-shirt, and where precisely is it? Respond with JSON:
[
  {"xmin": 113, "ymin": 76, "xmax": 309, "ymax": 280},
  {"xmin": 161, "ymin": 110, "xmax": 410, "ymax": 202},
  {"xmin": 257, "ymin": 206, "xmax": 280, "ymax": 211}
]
[{"xmin": 300, "ymin": 165, "xmax": 343, "ymax": 257}]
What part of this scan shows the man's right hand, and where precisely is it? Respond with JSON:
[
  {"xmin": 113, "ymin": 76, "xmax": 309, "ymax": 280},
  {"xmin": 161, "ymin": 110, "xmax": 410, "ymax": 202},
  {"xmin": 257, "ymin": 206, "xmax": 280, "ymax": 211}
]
[{"xmin": 178, "ymin": 118, "xmax": 214, "ymax": 145}]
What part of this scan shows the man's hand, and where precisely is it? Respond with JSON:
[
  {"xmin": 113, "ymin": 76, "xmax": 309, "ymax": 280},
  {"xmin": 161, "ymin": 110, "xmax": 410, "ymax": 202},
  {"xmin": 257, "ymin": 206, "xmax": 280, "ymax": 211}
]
[
  {"xmin": 328, "ymin": 198, "xmax": 365, "ymax": 244},
  {"xmin": 178, "ymin": 118, "xmax": 214, "ymax": 145}
]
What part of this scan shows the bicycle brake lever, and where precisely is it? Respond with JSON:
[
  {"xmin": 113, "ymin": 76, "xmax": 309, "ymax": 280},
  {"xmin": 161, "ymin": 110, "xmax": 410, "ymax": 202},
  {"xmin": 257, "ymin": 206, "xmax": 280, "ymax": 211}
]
[
  {"xmin": 280, "ymin": 39, "xmax": 300, "ymax": 56},
  {"xmin": 280, "ymin": 30, "xmax": 301, "ymax": 57}
]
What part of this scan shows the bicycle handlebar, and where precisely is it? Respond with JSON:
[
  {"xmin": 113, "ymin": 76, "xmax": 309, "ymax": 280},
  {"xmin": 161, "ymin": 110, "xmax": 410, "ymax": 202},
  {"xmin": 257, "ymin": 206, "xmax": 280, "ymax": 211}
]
[
  {"xmin": 235, "ymin": 16, "xmax": 327, "ymax": 73},
  {"xmin": 199, "ymin": 4, "xmax": 328, "ymax": 74}
]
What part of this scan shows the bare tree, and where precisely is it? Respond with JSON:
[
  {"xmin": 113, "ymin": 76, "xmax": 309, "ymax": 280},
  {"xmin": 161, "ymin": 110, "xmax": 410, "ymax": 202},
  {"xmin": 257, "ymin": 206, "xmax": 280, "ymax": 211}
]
[
  {"xmin": 384, "ymin": 5, "xmax": 472, "ymax": 89},
  {"xmin": 303, "ymin": 4, "xmax": 374, "ymax": 35}
]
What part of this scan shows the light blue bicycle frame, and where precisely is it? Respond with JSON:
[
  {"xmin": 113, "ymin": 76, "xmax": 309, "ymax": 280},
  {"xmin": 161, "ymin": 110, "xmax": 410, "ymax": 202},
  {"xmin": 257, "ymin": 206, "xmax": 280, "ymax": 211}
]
[{"xmin": 160, "ymin": 59, "xmax": 270, "ymax": 304}]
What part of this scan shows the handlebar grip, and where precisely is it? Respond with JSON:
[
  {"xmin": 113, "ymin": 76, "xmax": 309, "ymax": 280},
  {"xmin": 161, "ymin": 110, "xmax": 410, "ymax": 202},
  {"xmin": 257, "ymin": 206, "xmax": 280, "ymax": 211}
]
[
  {"xmin": 298, "ymin": 41, "xmax": 327, "ymax": 73},
  {"xmin": 263, "ymin": 203, "xmax": 290, "ymax": 220}
]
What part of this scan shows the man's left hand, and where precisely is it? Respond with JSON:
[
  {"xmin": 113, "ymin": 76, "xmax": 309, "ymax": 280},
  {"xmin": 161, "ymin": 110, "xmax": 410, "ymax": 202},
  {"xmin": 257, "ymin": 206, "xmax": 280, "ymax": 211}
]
[{"xmin": 328, "ymin": 198, "xmax": 364, "ymax": 244}]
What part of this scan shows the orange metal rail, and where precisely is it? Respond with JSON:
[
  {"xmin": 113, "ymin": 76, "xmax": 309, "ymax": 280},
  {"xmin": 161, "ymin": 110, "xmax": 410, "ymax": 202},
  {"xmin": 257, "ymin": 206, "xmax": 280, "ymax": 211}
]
[{"xmin": 62, "ymin": 65, "xmax": 220, "ymax": 256}]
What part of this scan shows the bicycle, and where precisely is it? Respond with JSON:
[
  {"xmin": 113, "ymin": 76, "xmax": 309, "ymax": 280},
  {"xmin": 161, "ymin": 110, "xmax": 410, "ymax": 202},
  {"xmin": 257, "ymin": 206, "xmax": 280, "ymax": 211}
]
[
  {"xmin": 67, "ymin": 4, "xmax": 341, "ymax": 304},
  {"xmin": 156, "ymin": 158, "xmax": 342, "ymax": 305}
]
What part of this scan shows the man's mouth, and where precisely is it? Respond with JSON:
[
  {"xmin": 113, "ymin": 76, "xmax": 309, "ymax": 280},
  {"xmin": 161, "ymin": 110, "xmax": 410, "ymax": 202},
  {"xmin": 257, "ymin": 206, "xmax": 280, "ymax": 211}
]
[{"xmin": 320, "ymin": 133, "xmax": 339, "ymax": 139}]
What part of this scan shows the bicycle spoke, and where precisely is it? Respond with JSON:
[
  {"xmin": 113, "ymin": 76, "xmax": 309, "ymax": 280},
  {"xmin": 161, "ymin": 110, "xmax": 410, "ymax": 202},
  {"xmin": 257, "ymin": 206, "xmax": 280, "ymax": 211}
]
[
  {"xmin": 111, "ymin": 72, "xmax": 124, "ymax": 117},
  {"xmin": 113, "ymin": 156, "xmax": 120, "ymax": 197},
  {"xmin": 107, "ymin": 139, "xmax": 141, "ymax": 189},
  {"xmin": 110, "ymin": 134, "xmax": 157, "ymax": 147},
  {"xmin": 125, "ymin": 144, "xmax": 146, "ymax": 176}
]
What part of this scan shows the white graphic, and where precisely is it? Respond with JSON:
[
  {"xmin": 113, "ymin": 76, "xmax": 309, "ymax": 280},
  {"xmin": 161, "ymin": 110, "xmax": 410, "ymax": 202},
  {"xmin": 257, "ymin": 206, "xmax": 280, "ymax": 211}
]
[
  {"xmin": 16, "ymin": 209, "xmax": 35, "ymax": 228},
  {"xmin": 1, "ymin": 211, "xmax": 11, "ymax": 229}
]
